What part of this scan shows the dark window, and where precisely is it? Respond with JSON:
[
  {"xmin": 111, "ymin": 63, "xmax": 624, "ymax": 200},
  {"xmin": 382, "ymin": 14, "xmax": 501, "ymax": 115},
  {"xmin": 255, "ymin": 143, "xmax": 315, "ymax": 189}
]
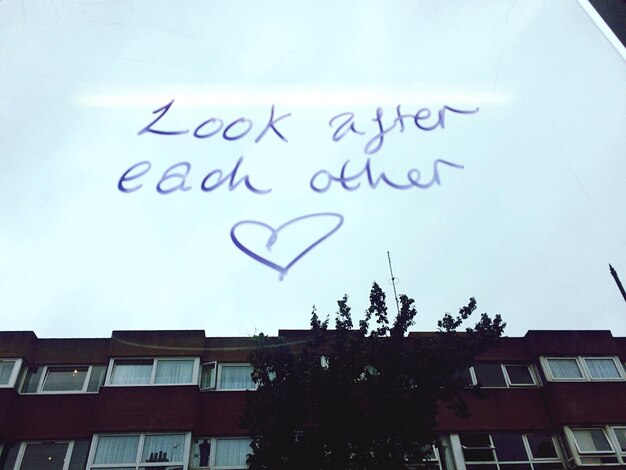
[
  {"xmin": 504, "ymin": 365, "xmax": 535, "ymax": 385},
  {"xmin": 86, "ymin": 366, "xmax": 107, "ymax": 392},
  {"xmin": 460, "ymin": 434, "xmax": 495, "ymax": 462},
  {"xmin": 20, "ymin": 367, "xmax": 43, "ymax": 393},
  {"xmin": 526, "ymin": 434, "xmax": 558, "ymax": 459},
  {"xmin": 473, "ymin": 364, "xmax": 506, "ymax": 387},
  {"xmin": 492, "ymin": 434, "xmax": 527, "ymax": 461},
  {"xmin": 42, "ymin": 367, "xmax": 88, "ymax": 392},
  {"xmin": 20, "ymin": 442, "xmax": 68, "ymax": 470}
]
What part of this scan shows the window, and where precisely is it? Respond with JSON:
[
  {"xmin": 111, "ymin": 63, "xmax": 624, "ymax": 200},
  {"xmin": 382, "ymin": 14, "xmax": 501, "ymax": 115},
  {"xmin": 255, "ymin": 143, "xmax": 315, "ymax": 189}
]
[
  {"xmin": 468, "ymin": 364, "xmax": 538, "ymax": 388},
  {"xmin": 106, "ymin": 358, "xmax": 199, "ymax": 386},
  {"xmin": 88, "ymin": 433, "xmax": 190, "ymax": 470},
  {"xmin": 612, "ymin": 427, "xmax": 626, "ymax": 454},
  {"xmin": 200, "ymin": 363, "xmax": 255, "ymax": 391},
  {"xmin": 3, "ymin": 440, "xmax": 90, "ymax": 470},
  {"xmin": 564, "ymin": 426, "xmax": 626, "ymax": 465},
  {"xmin": 405, "ymin": 445, "xmax": 442, "ymax": 470},
  {"xmin": 504, "ymin": 365, "xmax": 537, "ymax": 386},
  {"xmin": 583, "ymin": 358, "xmax": 622, "ymax": 379},
  {"xmin": 20, "ymin": 365, "xmax": 106, "ymax": 394},
  {"xmin": 541, "ymin": 357, "xmax": 625, "ymax": 382},
  {"xmin": 0, "ymin": 359, "xmax": 22, "ymax": 388},
  {"xmin": 190, "ymin": 438, "xmax": 251, "ymax": 469},
  {"xmin": 457, "ymin": 432, "xmax": 565, "ymax": 469}
]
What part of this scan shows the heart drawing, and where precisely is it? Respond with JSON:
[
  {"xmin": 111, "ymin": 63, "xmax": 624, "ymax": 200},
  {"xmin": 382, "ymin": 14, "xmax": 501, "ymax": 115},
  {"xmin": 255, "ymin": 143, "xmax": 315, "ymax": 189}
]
[{"xmin": 230, "ymin": 213, "xmax": 344, "ymax": 281}]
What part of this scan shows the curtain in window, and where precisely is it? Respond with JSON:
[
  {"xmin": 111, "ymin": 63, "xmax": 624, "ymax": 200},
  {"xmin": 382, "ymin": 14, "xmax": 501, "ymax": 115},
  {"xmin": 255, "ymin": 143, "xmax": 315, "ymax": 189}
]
[
  {"xmin": 0, "ymin": 361, "xmax": 15, "ymax": 384},
  {"xmin": 547, "ymin": 359, "xmax": 583, "ymax": 378},
  {"xmin": 141, "ymin": 434, "xmax": 185, "ymax": 463},
  {"xmin": 572, "ymin": 429, "xmax": 612, "ymax": 452},
  {"xmin": 93, "ymin": 435, "xmax": 140, "ymax": 464},
  {"xmin": 154, "ymin": 360, "xmax": 193, "ymax": 384},
  {"xmin": 214, "ymin": 439, "xmax": 251, "ymax": 467},
  {"xmin": 584, "ymin": 359, "xmax": 620, "ymax": 379},
  {"xmin": 110, "ymin": 363, "xmax": 153, "ymax": 385},
  {"xmin": 219, "ymin": 366, "xmax": 254, "ymax": 389}
]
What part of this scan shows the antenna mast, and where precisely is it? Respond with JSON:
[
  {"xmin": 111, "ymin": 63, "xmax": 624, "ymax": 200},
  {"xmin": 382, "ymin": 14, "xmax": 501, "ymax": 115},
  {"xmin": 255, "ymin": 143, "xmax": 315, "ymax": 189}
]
[
  {"xmin": 387, "ymin": 251, "xmax": 401, "ymax": 315},
  {"xmin": 609, "ymin": 264, "xmax": 626, "ymax": 304}
]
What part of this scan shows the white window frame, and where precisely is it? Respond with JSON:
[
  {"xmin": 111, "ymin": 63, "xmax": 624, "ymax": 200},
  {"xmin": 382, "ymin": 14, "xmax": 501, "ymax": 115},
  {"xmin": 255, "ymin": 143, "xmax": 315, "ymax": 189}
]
[
  {"xmin": 11, "ymin": 440, "xmax": 75, "ymax": 470},
  {"xmin": 541, "ymin": 356, "xmax": 625, "ymax": 382},
  {"xmin": 502, "ymin": 364, "xmax": 539, "ymax": 387},
  {"xmin": 87, "ymin": 432, "xmax": 191, "ymax": 470},
  {"xmin": 610, "ymin": 427, "xmax": 626, "ymax": 457},
  {"xmin": 0, "ymin": 358, "xmax": 22, "ymax": 388},
  {"xmin": 467, "ymin": 363, "xmax": 539, "ymax": 388},
  {"xmin": 19, "ymin": 364, "xmax": 105, "ymax": 394},
  {"xmin": 454, "ymin": 432, "xmax": 565, "ymax": 469},
  {"xmin": 200, "ymin": 361, "xmax": 217, "ymax": 390},
  {"xmin": 581, "ymin": 357, "xmax": 625, "ymax": 381},
  {"xmin": 105, "ymin": 357, "xmax": 200, "ymax": 387},
  {"xmin": 564, "ymin": 425, "xmax": 625, "ymax": 466},
  {"xmin": 405, "ymin": 444, "xmax": 443, "ymax": 470},
  {"xmin": 190, "ymin": 437, "xmax": 252, "ymax": 470},
  {"xmin": 200, "ymin": 363, "xmax": 256, "ymax": 391}
]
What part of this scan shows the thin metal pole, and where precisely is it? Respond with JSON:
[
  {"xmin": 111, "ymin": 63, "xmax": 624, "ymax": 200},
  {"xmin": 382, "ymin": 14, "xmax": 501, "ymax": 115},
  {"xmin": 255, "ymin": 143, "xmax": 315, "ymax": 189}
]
[
  {"xmin": 609, "ymin": 264, "xmax": 626, "ymax": 304},
  {"xmin": 387, "ymin": 251, "xmax": 401, "ymax": 315}
]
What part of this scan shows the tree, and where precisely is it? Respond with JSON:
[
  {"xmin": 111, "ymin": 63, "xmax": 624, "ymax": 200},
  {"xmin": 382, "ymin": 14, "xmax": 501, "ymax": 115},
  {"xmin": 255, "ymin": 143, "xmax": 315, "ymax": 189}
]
[{"xmin": 241, "ymin": 282, "xmax": 506, "ymax": 470}]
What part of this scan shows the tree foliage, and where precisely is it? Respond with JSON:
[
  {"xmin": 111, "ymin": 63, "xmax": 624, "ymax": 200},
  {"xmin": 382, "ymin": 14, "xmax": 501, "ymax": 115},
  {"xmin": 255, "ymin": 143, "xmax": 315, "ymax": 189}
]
[{"xmin": 242, "ymin": 282, "xmax": 505, "ymax": 470}]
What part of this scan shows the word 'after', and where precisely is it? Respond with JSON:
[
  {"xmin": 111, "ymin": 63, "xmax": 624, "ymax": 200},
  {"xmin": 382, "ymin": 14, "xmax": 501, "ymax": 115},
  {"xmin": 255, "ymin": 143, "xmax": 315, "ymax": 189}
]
[{"xmin": 329, "ymin": 105, "xmax": 479, "ymax": 154}]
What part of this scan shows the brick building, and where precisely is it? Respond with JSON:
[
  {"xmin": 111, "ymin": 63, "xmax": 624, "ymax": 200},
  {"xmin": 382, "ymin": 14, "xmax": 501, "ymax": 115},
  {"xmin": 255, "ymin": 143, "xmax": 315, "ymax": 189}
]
[{"xmin": 0, "ymin": 329, "xmax": 625, "ymax": 469}]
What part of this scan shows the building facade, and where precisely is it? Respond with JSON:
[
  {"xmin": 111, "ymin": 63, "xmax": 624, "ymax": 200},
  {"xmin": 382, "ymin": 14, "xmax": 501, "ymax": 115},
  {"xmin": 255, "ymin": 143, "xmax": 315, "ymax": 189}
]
[{"xmin": 0, "ymin": 329, "xmax": 625, "ymax": 469}]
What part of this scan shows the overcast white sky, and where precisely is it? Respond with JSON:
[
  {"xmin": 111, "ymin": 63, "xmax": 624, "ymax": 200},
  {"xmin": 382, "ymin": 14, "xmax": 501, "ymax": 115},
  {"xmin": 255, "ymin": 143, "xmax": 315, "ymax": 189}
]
[{"xmin": 1, "ymin": 1, "xmax": 625, "ymax": 339}]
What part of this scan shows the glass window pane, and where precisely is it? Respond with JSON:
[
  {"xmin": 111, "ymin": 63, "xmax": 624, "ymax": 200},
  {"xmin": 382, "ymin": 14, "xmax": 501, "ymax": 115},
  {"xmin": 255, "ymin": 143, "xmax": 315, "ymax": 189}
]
[
  {"xmin": 464, "ymin": 449, "xmax": 496, "ymax": 462},
  {"xmin": 219, "ymin": 365, "xmax": 255, "ymax": 390},
  {"xmin": 1, "ymin": 442, "xmax": 20, "ymax": 470},
  {"xmin": 0, "ymin": 360, "xmax": 16, "ymax": 385},
  {"xmin": 547, "ymin": 359, "xmax": 583, "ymax": 379},
  {"xmin": 492, "ymin": 434, "xmax": 527, "ymax": 461},
  {"xmin": 460, "ymin": 434, "xmax": 492, "ymax": 448},
  {"xmin": 572, "ymin": 429, "xmax": 612, "ymax": 452},
  {"xmin": 613, "ymin": 427, "xmax": 626, "ymax": 452},
  {"xmin": 473, "ymin": 364, "xmax": 506, "ymax": 387},
  {"xmin": 141, "ymin": 434, "xmax": 185, "ymax": 463},
  {"xmin": 214, "ymin": 439, "xmax": 251, "ymax": 467},
  {"xmin": 110, "ymin": 361, "xmax": 153, "ymax": 385},
  {"xmin": 20, "ymin": 367, "xmax": 43, "ymax": 393},
  {"xmin": 499, "ymin": 465, "xmax": 531, "ymax": 470},
  {"xmin": 20, "ymin": 442, "xmax": 68, "ymax": 470},
  {"xmin": 584, "ymin": 358, "xmax": 620, "ymax": 379},
  {"xmin": 504, "ymin": 365, "xmax": 534, "ymax": 385},
  {"xmin": 94, "ymin": 435, "xmax": 140, "ymax": 464},
  {"xmin": 154, "ymin": 360, "xmax": 193, "ymax": 384},
  {"xmin": 465, "ymin": 465, "xmax": 498, "ymax": 470},
  {"xmin": 533, "ymin": 464, "xmax": 565, "ymax": 470},
  {"xmin": 139, "ymin": 467, "xmax": 183, "ymax": 470},
  {"xmin": 526, "ymin": 434, "xmax": 558, "ymax": 459},
  {"xmin": 460, "ymin": 434, "xmax": 495, "ymax": 462},
  {"xmin": 192, "ymin": 438, "xmax": 212, "ymax": 467},
  {"xmin": 87, "ymin": 366, "xmax": 107, "ymax": 392},
  {"xmin": 200, "ymin": 364, "xmax": 215, "ymax": 390},
  {"xmin": 67, "ymin": 440, "xmax": 90, "ymax": 470},
  {"xmin": 42, "ymin": 367, "xmax": 87, "ymax": 392}
]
